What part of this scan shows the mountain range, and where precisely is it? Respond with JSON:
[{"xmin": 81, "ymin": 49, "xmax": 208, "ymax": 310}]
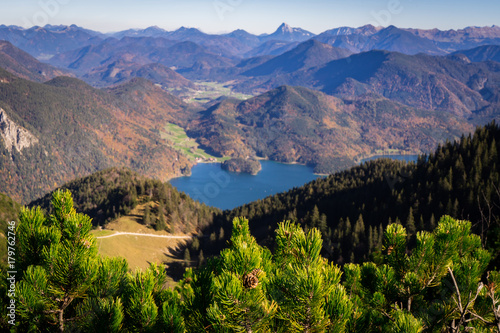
[
  {"xmin": 1, "ymin": 23, "xmax": 500, "ymax": 61},
  {"xmin": 0, "ymin": 23, "xmax": 498, "ymax": 94},
  {"xmin": 6, "ymin": 23, "xmax": 493, "ymax": 96},
  {"xmin": 1, "ymin": 23, "xmax": 500, "ymax": 199},
  {"xmin": 0, "ymin": 24, "xmax": 103, "ymax": 59},
  {"xmin": 235, "ymin": 48, "xmax": 500, "ymax": 116},
  {"xmin": 3, "ymin": 21, "xmax": 500, "ymax": 329}
]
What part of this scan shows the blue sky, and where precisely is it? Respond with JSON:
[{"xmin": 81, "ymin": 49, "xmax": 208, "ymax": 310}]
[{"xmin": 2, "ymin": 0, "xmax": 498, "ymax": 34}]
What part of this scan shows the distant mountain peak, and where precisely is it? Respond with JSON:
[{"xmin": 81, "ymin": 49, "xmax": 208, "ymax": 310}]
[
  {"xmin": 261, "ymin": 23, "xmax": 315, "ymax": 43},
  {"xmin": 144, "ymin": 25, "xmax": 166, "ymax": 32},
  {"xmin": 318, "ymin": 24, "xmax": 383, "ymax": 38},
  {"xmin": 177, "ymin": 26, "xmax": 200, "ymax": 32},
  {"xmin": 274, "ymin": 22, "xmax": 302, "ymax": 35},
  {"xmin": 171, "ymin": 26, "xmax": 206, "ymax": 38},
  {"xmin": 384, "ymin": 25, "xmax": 399, "ymax": 31},
  {"xmin": 278, "ymin": 23, "xmax": 293, "ymax": 33}
]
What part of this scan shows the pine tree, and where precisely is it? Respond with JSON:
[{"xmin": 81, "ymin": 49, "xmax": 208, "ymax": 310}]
[
  {"xmin": 272, "ymin": 221, "xmax": 353, "ymax": 331},
  {"xmin": 191, "ymin": 237, "xmax": 200, "ymax": 252},
  {"xmin": 184, "ymin": 249, "xmax": 191, "ymax": 266},
  {"xmin": 344, "ymin": 215, "xmax": 492, "ymax": 331},
  {"xmin": 352, "ymin": 213, "xmax": 366, "ymax": 248},
  {"xmin": 209, "ymin": 232, "xmax": 217, "ymax": 243},
  {"xmin": 183, "ymin": 218, "xmax": 277, "ymax": 332},
  {"xmin": 318, "ymin": 213, "xmax": 328, "ymax": 235},
  {"xmin": 198, "ymin": 249, "xmax": 204, "ymax": 267},
  {"xmin": 16, "ymin": 190, "xmax": 102, "ymax": 332},
  {"xmin": 14, "ymin": 190, "xmax": 183, "ymax": 332},
  {"xmin": 77, "ymin": 257, "xmax": 128, "ymax": 332},
  {"xmin": 122, "ymin": 263, "xmax": 180, "ymax": 332},
  {"xmin": 218, "ymin": 226, "xmax": 225, "ymax": 241},
  {"xmin": 311, "ymin": 205, "xmax": 320, "ymax": 228},
  {"xmin": 418, "ymin": 215, "xmax": 425, "ymax": 230},
  {"xmin": 368, "ymin": 225, "xmax": 374, "ymax": 254},
  {"xmin": 429, "ymin": 213, "xmax": 436, "ymax": 230},
  {"xmin": 180, "ymin": 218, "xmax": 354, "ymax": 332},
  {"xmin": 143, "ymin": 204, "xmax": 151, "ymax": 226},
  {"xmin": 405, "ymin": 207, "xmax": 416, "ymax": 236},
  {"xmin": 345, "ymin": 217, "xmax": 352, "ymax": 236},
  {"xmin": 155, "ymin": 210, "xmax": 166, "ymax": 231}
]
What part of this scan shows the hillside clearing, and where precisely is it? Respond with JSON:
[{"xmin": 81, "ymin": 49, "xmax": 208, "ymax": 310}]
[{"xmin": 91, "ymin": 203, "xmax": 194, "ymax": 278}]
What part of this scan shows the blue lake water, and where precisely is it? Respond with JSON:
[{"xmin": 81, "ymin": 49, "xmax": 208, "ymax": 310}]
[
  {"xmin": 170, "ymin": 155, "xmax": 421, "ymax": 210},
  {"xmin": 169, "ymin": 161, "xmax": 321, "ymax": 210}
]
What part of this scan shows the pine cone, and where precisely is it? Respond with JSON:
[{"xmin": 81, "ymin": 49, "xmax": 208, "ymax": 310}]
[
  {"xmin": 242, "ymin": 270, "xmax": 260, "ymax": 289},
  {"xmin": 250, "ymin": 268, "xmax": 262, "ymax": 277}
]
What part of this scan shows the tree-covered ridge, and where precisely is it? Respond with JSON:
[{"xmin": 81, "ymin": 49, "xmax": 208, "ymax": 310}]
[
  {"xmin": 0, "ymin": 40, "xmax": 72, "ymax": 83},
  {"xmin": 189, "ymin": 122, "xmax": 500, "ymax": 268},
  {"xmin": 4, "ymin": 193, "xmax": 500, "ymax": 332},
  {"xmin": 188, "ymin": 85, "xmax": 471, "ymax": 173},
  {"xmin": 0, "ymin": 69, "xmax": 193, "ymax": 203},
  {"xmin": 29, "ymin": 167, "xmax": 219, "ymax": 233}
]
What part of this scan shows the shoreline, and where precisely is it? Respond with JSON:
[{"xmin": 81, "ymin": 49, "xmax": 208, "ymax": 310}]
[
  {"xmin": 169, "ymin": 152, "xmax": 421, "ymax": 182},
  {"xmin": 169, "ymin": 157, "xmax": 319, "ymax": 180}
]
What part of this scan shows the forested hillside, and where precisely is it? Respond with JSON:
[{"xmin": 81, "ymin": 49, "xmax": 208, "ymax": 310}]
[
  {"xmin": 189, "ymin": 122, "xmax": 500, "ymax": 268},
  {"xmin": 188, "ymin": 85, "xmax": 471, "ymax": 173},
  {"xmin": 0, "ymin": 70, "xmax": 193, "ymax": 203},
  {"xmin": 0, "ymin": 41, "xmax": 71, "ymax": 82},
  {"xmin": 30, "ymin": 167, "xmax": 218, "ymax": 234}
]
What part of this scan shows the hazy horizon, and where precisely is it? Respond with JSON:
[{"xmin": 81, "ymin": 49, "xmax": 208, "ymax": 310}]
[
  {"xmin": 0, "ymin": 0, "xmax": 497, "ymax": 35},
  {"xmin": 2, "ymin": 21, "xmax": 500, "ymax": 37}
]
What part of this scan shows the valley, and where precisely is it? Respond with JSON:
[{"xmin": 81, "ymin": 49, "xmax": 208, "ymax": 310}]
[
  {"xmin": 173, "ymin": 81, "xmax": 254, "ymax": 104},
  {"xmin": 161, "ymin": 122, "xmax": 228, "ymax": 163},
  {"xmin": 0, "ymin": 24, "xmax": 498, "ymax": 190},
  {"xmin": 2, "ymin": 20, "xmax": 500, "ymax": 331}
]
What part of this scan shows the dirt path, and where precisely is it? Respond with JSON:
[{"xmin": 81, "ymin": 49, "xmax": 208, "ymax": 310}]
[{"xmin": 96, "ymin": 232, "xmax": 194, "ymax": 239}]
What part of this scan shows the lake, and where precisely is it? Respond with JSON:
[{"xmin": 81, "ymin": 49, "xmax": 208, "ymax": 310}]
[
  {"xmin": 169, "ymin": 161, "xmax": 321, "ymax": 210},
  {"xmin": 170, "ymin": 155, "xmax": 421, "ymax": 210}
]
